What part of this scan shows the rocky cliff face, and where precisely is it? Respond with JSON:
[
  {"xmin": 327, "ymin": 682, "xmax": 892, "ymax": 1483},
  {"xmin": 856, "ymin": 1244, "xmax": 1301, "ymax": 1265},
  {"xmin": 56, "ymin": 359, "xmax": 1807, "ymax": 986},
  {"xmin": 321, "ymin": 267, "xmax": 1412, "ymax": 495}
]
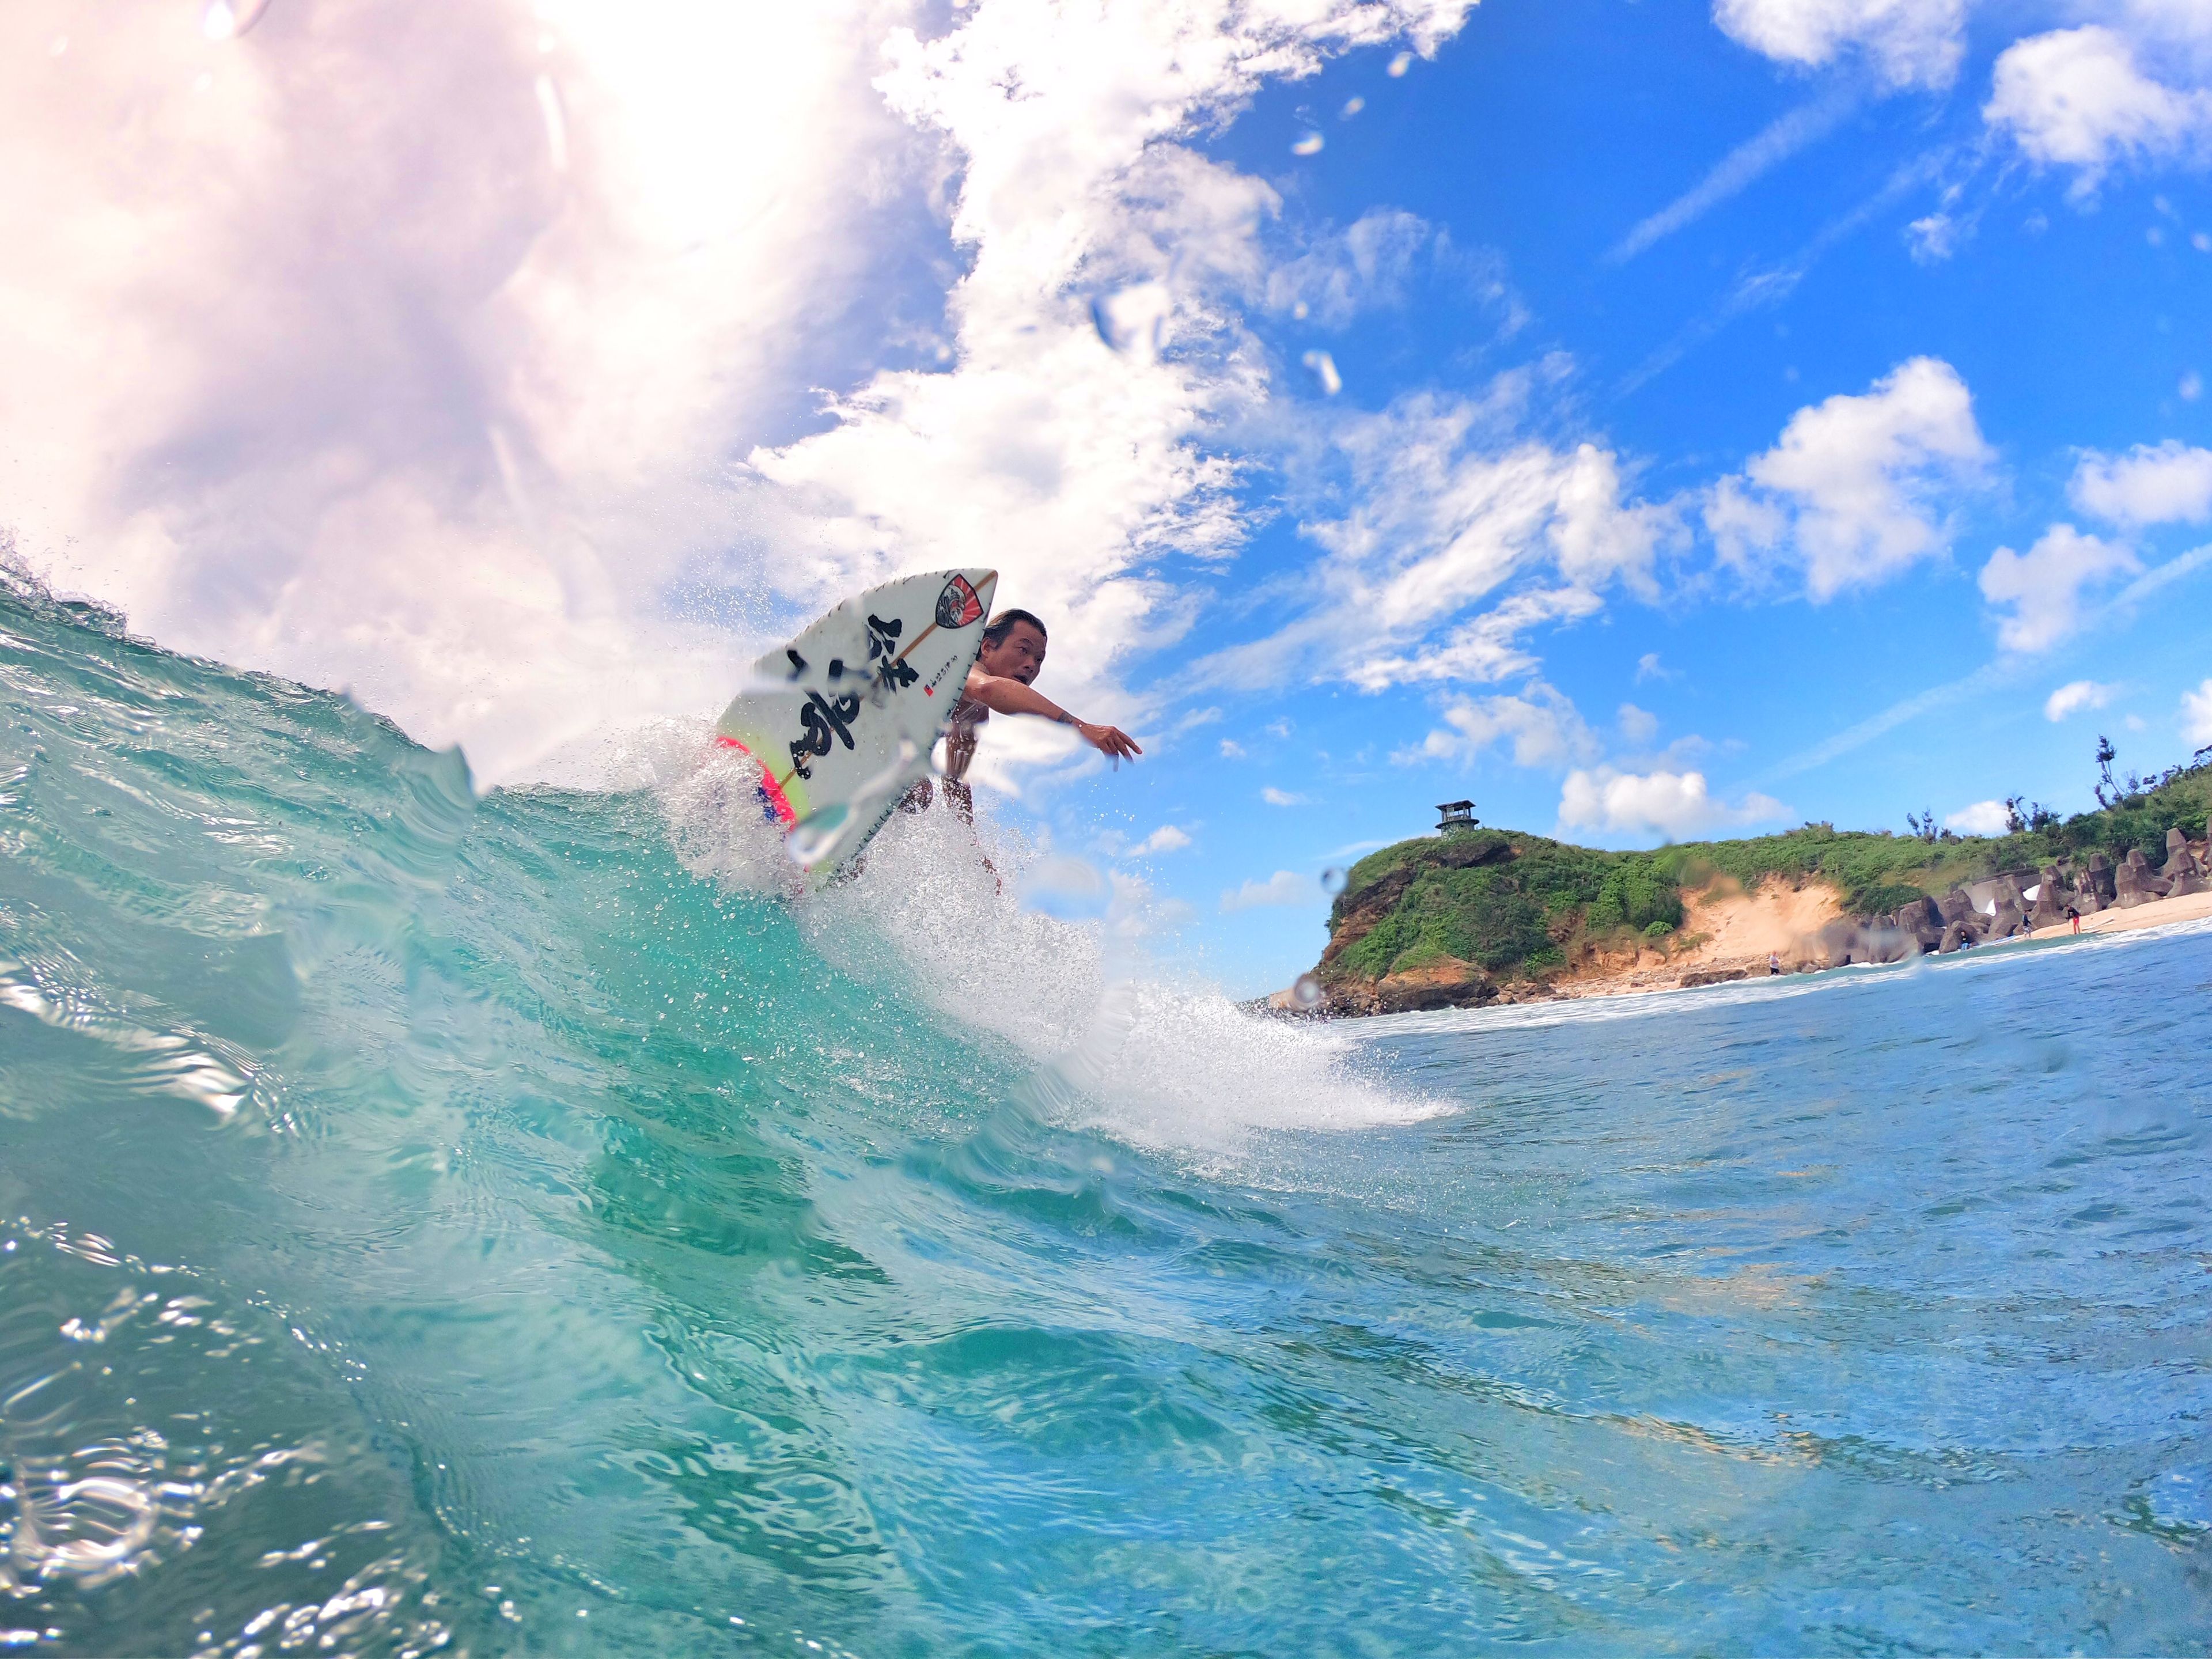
[
  {"xmin": 1313, "ymin": 832, "xmax": 1519, "ymax": 1014},
  {"xmin": 1816, "ymin": 829, "xmax": 2212, "ymax": 966},
  {"xmin": 1300, "ymin": 823, "xmax": 2212, "ymax": 1017}
]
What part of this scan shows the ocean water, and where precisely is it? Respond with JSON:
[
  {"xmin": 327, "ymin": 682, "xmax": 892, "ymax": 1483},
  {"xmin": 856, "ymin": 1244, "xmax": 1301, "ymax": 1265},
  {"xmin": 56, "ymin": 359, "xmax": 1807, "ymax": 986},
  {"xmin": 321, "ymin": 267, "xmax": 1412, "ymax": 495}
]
[{"xmin": 2, "ymin": 573, "xmax": 2209, "ymax": 1658}]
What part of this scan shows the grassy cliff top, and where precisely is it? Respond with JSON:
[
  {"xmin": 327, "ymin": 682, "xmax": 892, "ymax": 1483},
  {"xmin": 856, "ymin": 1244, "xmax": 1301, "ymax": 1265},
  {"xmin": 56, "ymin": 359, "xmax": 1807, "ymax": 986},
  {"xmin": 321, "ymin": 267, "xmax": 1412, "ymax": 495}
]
[{"xmin": 1322, "ymin": 760, "xmax": 2212, "ymax": 988}]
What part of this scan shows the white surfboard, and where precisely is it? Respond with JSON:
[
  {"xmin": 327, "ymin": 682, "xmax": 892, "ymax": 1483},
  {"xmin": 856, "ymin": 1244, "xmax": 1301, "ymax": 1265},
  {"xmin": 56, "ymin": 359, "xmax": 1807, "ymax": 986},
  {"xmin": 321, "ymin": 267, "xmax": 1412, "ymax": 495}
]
[{"xmin": 714, "ymin": 568, "xmax": 998, "ymax": 883}]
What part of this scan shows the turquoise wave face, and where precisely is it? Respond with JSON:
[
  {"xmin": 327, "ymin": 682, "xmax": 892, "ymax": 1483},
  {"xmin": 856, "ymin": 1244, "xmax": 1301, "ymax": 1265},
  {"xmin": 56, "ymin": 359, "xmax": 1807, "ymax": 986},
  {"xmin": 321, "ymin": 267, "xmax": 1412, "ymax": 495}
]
[{"xmin": 2, "ymin": 573, "xmax": 2209, "ymax": 1656}]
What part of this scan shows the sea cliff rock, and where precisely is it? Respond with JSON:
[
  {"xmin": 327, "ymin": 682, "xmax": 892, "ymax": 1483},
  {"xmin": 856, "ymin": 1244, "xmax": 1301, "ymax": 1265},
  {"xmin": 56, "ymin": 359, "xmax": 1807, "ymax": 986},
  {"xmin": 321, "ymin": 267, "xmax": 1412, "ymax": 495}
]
[
  {"xmin": 1680, "ymin": 967, "xmax": 1748, "ymax": 987},
  {"xmin": 1896, "ymin": 895, "xmax": 1945, "ymax": 950},
  {"xmin": 2116, "ymin": 849, "xmax": 2169, "ymax": 907},
  {"xmin": 2084, "ymin": 853, "xmax": 2116, "ymax": 903},
  {"xmin": 1371, "ymin": 955, "xmax": 1497, "ymax": 1014},
  {"xmin": 2029, "ymin": 868, "xmax": 2068, "ymax": 929},
  {"xmin": 1294, "ymin": 785, "xmax": 2211, "ymax": 1017},
  {"xmin": 2161, "ymin": 828, "xmax": 2195, "ymax": 882}
]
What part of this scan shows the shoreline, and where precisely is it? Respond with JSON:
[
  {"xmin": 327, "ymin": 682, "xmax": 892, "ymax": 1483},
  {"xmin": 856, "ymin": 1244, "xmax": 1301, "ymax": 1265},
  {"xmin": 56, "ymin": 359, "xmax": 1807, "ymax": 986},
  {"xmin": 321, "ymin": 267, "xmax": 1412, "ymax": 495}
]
[
  {"xmin": 1547, "ymin": 886, "xmax": 2212, "ymax": 1003},
  {"xmin": 1268, "ymin": 885, "xmax": 2212, "ymax": 1016}
]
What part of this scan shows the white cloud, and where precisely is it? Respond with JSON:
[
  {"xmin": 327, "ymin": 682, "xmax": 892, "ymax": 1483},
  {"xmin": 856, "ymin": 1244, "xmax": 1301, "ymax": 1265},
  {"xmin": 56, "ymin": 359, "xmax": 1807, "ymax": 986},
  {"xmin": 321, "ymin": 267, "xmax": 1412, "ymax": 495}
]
[
  {"xmin": 1978, "ymin": 524, "xmax": 2140, "ymax": 653},
  {"xmin": 2069, "ymin": 440, "xmax": 2212, "ymax": 525},
  {"xmin": 0, "ymin": 0, "xmax": 1478, "ymax": 784},
  {"xmin": 1609, "ymin": 86, "xmax": 1859, "ymax": 263},
  {"xmin": 1396, "ymin": 683, "xmax": 1598, "ymax": 770},
  {"xmin": 1634, "ymin": 651, "xmax": 1677, "ymax": 683},
  {"xmin": 1302, "ymin": 349, "xmax": 1344, "ymax": 396},
  {"xmin": 2044, "ymin": 679, "xmax": 2119, "ymax": 721},
  {"xmin": 1267, "ymin": 208, "xmax": 1431, "ymax": 325},
  {"xmin": 1711, "ymin": 0, "xmax": 1967, "ymax": 90},
  {"xmin": 1618, "ymin": 702, "xmax": 1661, "ymax": 744},
  {"xmin": 749, "ymin": 0, "xmax": 1478, "ymax": 714},
  {"xmin": 1342, "ymin": 586, "xmax": 1608, "ymax": 692},
  {"xmin": 1905, "ymin": 212, "xmax": 1959, "ymax": 263},
  {"xmin": 1984, "ymin": 25, "xmax": 2212, "ymax": 194},
  {"xmin": 1201, "ymin": 384, "xmax": 1674, "ymax": 694},
  {"xmin": 1221, "ymin": 869, "xmax": 1314, "ymax": 911},
  {"xmin": 1219, "ymin": 738, "xmax": 1248, "ymax": 759},
  {"xmin": 1945, "ymin": 798, "xmax": 2012, "ymax": 835},
  {"xmin": 2183, "ymin": 677, "xmax": 2212, "ymax": 745},
  {"xmin": 0, "ymin": 0, "xmax": 934, "ymax": 780},
  {"xmin": 1706, "ymin": 357, "xmax": 1993, "ymax": 600},
  {"xmin": 1097, "ymin": 821, "xmax": 1193, "ymax": 857},
  {"xmin": 1558, "ymin": 766, "xmax": 1789, "ymax": 841},
  {"xmin": 1260, "ymin": 785, "xmax": 1309, "ymax": 806}
]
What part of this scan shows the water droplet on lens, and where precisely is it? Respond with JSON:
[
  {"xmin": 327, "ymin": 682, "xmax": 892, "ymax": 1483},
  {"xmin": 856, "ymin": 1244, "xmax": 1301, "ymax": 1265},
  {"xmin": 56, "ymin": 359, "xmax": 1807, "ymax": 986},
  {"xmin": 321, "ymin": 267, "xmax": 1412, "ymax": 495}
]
[
  {"xmin": 1291, "ymin": 974, "xmax": 1324, "ymax": 1009},
  {"xmin": 1320, "ymin": 867, "xmax": 1347, "ymax": 895},
  {"xmin": 785, "ymin": 802, "xmax": 852, "ymax": 870},
  {"xmin": 201, "ymin": 0, "xmax": 272, "ymax": 40},
  {"xmin": 535, "ymin": 74, "xmax": 568, "ymax": 173}
]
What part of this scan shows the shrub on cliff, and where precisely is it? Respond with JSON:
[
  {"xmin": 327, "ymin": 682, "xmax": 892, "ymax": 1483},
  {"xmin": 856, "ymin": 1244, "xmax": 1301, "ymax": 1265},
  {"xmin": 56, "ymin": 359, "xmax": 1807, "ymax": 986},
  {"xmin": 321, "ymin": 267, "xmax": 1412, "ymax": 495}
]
[
  {"xmin": 1311, "ymin": 754, "xmax": 2212, "ymax": 996},
  {"xmin": 1585, "ymin": 861, "xmax": 1682, "ymax": 934}
]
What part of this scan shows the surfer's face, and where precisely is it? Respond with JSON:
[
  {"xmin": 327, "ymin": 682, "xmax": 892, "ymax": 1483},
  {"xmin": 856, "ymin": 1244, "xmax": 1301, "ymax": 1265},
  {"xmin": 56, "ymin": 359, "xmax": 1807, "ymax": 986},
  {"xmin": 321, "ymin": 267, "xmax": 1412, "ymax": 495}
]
[{"xmin": 980, "ymin": 620, "xmax": 1047, "ymax": 685}]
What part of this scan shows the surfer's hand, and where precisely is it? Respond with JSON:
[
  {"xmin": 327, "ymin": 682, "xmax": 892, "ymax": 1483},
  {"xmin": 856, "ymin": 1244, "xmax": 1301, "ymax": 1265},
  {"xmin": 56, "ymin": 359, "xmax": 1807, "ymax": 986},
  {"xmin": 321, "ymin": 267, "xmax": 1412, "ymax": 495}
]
[{"xmin": 1080, "ymin": 722, "xmax": 1142, "ymax": 762}]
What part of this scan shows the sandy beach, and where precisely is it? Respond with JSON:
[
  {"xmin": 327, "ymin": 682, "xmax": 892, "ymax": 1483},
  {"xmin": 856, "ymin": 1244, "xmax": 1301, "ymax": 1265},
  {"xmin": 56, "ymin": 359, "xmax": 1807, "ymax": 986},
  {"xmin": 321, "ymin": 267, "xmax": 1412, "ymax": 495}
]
[
  {"xmin": 1547, "ymin": 879, "xmax": 2212, "ymax": 1002},
  {"xmin": 2028, "ymin": 888, "xmax": 2212, "ymax": 940}
]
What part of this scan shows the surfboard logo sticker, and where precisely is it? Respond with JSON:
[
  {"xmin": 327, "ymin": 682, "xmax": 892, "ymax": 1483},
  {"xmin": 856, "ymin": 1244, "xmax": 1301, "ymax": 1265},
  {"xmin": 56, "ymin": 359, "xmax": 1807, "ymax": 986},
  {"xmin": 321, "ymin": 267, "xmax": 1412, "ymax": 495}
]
[{"xmin": 935, "ymin": 575, "xmax": 984, "ymax": 630}]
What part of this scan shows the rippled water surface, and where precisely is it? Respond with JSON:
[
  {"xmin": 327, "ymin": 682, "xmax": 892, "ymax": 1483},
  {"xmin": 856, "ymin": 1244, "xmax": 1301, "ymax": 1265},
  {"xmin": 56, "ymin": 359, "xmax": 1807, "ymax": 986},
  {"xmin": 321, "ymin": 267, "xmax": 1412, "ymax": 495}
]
[{"xmin": 3, "ymin": 577, "xmax": 2209, "ymax": 1656}]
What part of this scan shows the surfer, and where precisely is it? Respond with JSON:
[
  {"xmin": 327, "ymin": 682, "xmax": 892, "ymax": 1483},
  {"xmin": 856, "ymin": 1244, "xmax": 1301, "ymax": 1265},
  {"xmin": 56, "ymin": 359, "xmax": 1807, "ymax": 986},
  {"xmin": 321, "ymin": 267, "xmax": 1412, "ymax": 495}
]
[{"xmin": 912, "ymin": 608, "xmax": 1142, "ymax": 817}]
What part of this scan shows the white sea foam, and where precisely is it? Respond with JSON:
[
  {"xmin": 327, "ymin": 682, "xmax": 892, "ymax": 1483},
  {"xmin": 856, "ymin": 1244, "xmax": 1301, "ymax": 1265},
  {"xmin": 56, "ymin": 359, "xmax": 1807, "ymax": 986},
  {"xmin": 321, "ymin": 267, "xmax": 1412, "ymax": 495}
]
[
  {"xmin": 805, "ymin": 802, "xmax": 1442, "ymax": 1154},
  {"xmin": 645, "ymin": 730, "xmax": 1442, "ymax": 1152},
  {"xmin": 1365, "ymin": 911, "xmax": 2212, "ymax": 1039},
  {"xmin": 646, "ymin": 723, "xmax": 801, "ymax": 899}
]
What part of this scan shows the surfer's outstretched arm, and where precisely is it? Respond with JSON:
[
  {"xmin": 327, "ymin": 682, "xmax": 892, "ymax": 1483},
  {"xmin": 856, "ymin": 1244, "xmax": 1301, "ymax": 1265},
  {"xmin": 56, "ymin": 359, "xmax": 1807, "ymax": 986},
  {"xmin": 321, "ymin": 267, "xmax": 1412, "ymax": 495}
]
[{"xmin": 961, "ymin": 668, "xmax": 1142, "ymax": 762}]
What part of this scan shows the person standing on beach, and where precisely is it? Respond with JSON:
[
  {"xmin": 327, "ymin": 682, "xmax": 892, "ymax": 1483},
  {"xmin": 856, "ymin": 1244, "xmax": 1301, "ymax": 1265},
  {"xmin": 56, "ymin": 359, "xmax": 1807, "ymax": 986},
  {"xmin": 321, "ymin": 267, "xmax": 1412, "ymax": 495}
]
[{"xmin": 1768, "ymin": 951, "xmax": 1782, "ymax": 976}]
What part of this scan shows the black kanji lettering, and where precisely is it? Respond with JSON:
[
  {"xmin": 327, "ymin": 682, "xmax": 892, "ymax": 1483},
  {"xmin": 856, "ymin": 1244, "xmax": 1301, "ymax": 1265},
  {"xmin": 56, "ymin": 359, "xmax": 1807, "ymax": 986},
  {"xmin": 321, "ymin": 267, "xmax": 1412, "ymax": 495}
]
[
  {"xmin": 789, "ymin": 690, "xmax": 858, "ymax": 779},
  {"xmin": 863, "ymin": 613, "xmax": 917, "ymax": 691}
]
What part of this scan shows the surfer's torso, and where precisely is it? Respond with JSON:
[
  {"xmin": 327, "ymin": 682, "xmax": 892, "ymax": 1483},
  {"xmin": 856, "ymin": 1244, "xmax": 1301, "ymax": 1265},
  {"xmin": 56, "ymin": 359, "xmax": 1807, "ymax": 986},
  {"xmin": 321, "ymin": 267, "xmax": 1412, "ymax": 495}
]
[{"xmin": 944, "ymin": 694, "xmax": 988, "ymax": 783}]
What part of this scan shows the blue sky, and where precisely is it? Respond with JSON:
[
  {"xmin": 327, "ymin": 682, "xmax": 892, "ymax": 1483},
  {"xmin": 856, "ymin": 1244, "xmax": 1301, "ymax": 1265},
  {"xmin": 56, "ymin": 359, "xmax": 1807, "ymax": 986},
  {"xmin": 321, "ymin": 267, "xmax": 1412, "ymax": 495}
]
[
  {"xmin": 8, "ymin": 0, "xmax": 2211, "ymax": 996},
  {"xmin": 1002, "ymin": 0, "xmax": 2212, "ymax": 992}
]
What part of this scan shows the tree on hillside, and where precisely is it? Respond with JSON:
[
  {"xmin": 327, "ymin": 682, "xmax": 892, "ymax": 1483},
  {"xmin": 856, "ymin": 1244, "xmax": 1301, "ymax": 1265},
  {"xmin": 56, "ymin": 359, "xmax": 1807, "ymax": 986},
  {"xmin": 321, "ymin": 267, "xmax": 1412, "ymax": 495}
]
[{"xmin": 2094, "ymin": 735, "xmax": 2118, "ymax": 808}]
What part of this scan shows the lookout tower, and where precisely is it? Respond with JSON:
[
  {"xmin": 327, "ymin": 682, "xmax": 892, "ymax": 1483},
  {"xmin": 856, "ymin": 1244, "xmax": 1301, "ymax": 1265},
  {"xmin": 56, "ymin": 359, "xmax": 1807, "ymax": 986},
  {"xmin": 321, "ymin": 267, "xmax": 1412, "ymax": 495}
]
[{"xmin": 1436, "ymin": 800, "xmax": 1478, "ymax": 833}]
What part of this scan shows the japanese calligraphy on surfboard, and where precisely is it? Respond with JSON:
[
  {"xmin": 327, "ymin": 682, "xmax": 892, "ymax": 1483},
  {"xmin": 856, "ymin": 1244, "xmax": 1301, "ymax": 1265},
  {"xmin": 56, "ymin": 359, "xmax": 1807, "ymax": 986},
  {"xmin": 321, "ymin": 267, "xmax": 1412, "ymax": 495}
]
[{"xmin": 714, "ymin": 567, "xmax": 997, "ymax": 883}]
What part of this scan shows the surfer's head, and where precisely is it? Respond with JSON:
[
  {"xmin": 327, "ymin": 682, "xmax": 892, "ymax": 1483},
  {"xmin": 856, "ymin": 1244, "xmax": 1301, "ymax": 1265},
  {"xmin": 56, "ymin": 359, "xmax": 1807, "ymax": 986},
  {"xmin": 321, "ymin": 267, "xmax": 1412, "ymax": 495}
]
[{"xmin": 978, "ymin": 609, "xmax": 1048, "ymax": 684}]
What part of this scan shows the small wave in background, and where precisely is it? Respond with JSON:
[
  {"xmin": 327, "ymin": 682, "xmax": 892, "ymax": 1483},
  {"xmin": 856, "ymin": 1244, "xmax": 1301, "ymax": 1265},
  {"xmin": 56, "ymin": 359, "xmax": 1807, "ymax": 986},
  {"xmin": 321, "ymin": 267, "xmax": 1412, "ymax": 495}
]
[{"xmin": 2, "ymin": 572, "xmax": 2207, "ymax": 1655}]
